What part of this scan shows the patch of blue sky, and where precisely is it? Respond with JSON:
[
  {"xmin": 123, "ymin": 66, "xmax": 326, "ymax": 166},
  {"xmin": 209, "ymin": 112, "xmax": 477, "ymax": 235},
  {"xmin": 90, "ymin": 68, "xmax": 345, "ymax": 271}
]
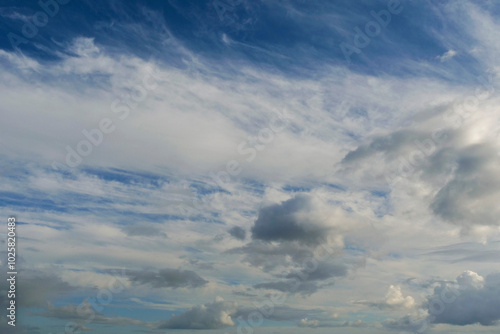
[
  {"xmin": 282, "ymin": 184, "xmax": 312, "ymax": 193},
  {"xmin": 0, "ymin": 191, "xmax": 83, "ymax": 214},
  {"xmin": 3, "ymin": 0, "xmax": 478, "ymax": 82},
  {"xmin": 82, "ymin": 167, "xmax": 166, "ymax": 188},
  {"xmin": 325, "ymin": 183, "xmax": 346, "ymax": 192}
]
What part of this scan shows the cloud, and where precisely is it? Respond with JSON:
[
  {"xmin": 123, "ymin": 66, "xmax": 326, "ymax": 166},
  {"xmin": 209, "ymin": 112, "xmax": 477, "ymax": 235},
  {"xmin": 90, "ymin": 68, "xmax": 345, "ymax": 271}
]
[
  {"xmin": 429, "ymin": 144, "xmax": 500, "ymax": 228},
  {"xmin": 254, "ymin": 261, "xmax": 349, "ymax": 295},
  {"xmin": 228, "ymin": 226, "xmax": 246, "ymax": 240},
  {"xmin": 298, "ymin": 318, "xmax": 320, "ymax": 327},
  {"xmin": 158, "ymin": 297, "xmax": 237, "ymax": 329},
  {"xmin": 426, "ymin": 270, "xmax": 500, "ymax": 326},
  {"xmin": 384, "ymin": 271, "xmax": 500, "ymax": 332},
  {"xmin": 383, "ymin": 315, "xmax": 427, "ymax": 332},
  {"xmin": 254, "ymin": 280, "xmax": 320, "ymax": 296},
  {"xmin": 229, "ymin": 240, "xmax": 317, "ymax": 272},
  {"xmin": 285, "ymin": 261, "xmax": 348, "ymax": 281},
  {"xmin": 0, "ymin": 264, "xmax": 73, "ymax": 309},
  {"xmin": 38, "ymin": 300, "xmax": 145, "ymax": 327},
  {"xmin": 384, "ymin": 285, "xmax": 416, "ymax": 309},
  {"xmin": 359, "ymin": 285, "xmax": 415, "ymax": 310},
  {"xmin": 251, "ymin": 195, "xmax": 334, "ymax": 245},
  {"xmin": 437, "ymin": 49, "xmax": 457, "ymax": 62},
  {"xmin": 121, "ymin": 223, "xmax": 167, "ymax": 238},
  {"xmin": 340, "ymin": 106, "xmax": 500, "ymax": 230},
  {"xmin": 126, "ymin": 268, "xmax": 208, "ymax": 289}
]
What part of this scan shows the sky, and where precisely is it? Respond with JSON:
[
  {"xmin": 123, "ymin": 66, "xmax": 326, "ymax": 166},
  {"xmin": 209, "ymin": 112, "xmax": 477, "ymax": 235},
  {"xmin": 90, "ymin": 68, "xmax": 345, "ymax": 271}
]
[{"xmin": 1, "ymin": 0, "xmax": 500, "ymax": 333}]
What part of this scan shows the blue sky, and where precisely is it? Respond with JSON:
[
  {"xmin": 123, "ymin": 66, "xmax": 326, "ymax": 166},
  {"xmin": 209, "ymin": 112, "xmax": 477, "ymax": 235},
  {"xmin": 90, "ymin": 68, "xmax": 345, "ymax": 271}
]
[{"xmin": 1, "ymin": 0, "xmax": 500, "ymax": 333}]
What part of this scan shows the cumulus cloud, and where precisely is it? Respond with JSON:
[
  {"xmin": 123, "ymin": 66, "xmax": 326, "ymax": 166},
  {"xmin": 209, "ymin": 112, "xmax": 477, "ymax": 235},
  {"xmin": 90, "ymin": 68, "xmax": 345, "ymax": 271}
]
[
  {"xmin": 384, "ymin": 271, "xmax": 500, "ymax": 332},
  {"xmin": 158, "ymin": 297, "xmax": 236, "ymax": 329},
  {"xmin": 357, "ymin": 285, "xmax": 415, "ymax": 310},
  {"xmin": 228, "ymin": 226, "xmax": 246, "ymax": 240},
  {"xmin": 251, "ymin": 195, "xmax": 334, "ymax": 245},
  {"xmin": 232, "ymin": 194, "xmax": 348, "ymax": 272},
  {"xmin": 126, "ymin": 268, "xmax": 208, "ymax": 288},
  {"xmin": 385, "ymin": 285, "xmax": 416, "ymax": 309},
  {"xmin": 426, "ymin": 270, "xmax": 500, "ymax": 326}
]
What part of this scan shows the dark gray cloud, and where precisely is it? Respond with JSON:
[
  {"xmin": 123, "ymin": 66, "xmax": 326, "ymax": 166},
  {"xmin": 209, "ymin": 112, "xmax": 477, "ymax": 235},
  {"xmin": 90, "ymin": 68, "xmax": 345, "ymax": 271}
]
[
  {"xmin": 158, "ymin": 298, "xmax": 236, "ymax": 329},
  {"xmin": 383, "ymin": 315, "xmax": 427, "ymax": 332},
  {"xmin": 126, "ymin": 268, "xmax": 208, "ymax": 288},
  {"xmin": 385, "ymin": 271, "xmax": 500, "ymax": 332},
  {"xmin": 429, "ymin": 144, "xmax": 500, "ymax": 227},
  {"xmin": 228, "ymin": 226, "xmax": 246, "ymax": 240},
  {"xmin": 427, "ymin": 271, "xmax": 500, "ymax": 326},
  {"xmin": 0, "ymin": 266, "xmax": 72, "ymax": 309},
  {"xmin": 251, "ymin": 195, "xmax": 332, "ymax": 245}
]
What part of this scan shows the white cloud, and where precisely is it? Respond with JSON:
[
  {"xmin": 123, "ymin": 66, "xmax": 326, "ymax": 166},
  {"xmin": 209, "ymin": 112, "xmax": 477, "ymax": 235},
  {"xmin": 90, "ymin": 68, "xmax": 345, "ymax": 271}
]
[
  {"xmin": 437, "ymin": 49, "xmax": 457, "ymax": 62},
  {"xmin": 158, "ymin": 297, "xmax": 237, "ymax": 329},
  {"xmin": 385, "ymin": 285, "xmax": 415, "ymax": 309}
]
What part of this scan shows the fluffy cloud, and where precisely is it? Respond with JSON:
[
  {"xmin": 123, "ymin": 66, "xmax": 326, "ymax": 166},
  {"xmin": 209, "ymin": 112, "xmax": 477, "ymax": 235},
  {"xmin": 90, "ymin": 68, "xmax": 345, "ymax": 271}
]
[
  {"xmin": 126, "ymin": 268, "xmax": 208, "ymax": 288},
  {"xmin": 385, "ymin": 285, "xmax": 416, "ymax": 309},
  {"xmin": 251, "ymin": 195, "xmax": 334, "ymax": 245},
  {"xmin": 233, "ymin": 194, "xmax": 348, "ymax": 272},
  {"xmin": 384, "ymin": 271, "xmax": 500, "ymax": 332},
  {"xmin": 427, "ymin": 271, "xmax": 500, "ymax": 326},
  {"xmin": 158, "ymin": 297, "xmax": 236, "ymax": 329},
  {"xmin": 358, "ymin": 285, "xmax": 415, "ymax": 310}
]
